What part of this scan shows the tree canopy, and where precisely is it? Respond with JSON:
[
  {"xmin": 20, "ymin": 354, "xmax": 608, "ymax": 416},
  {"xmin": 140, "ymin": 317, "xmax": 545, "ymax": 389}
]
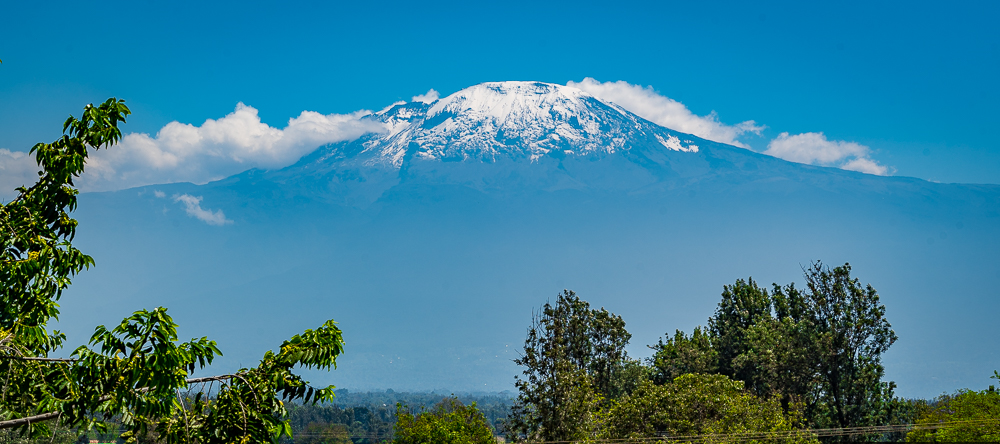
[
  {"xmin": 506, "ymin": 290, "xmax": 631, "ymax": 442},
  {"xmin": 599, "ymin": 374, "xmax": 816, "ymax": 444},
  {"xmin": 685, "ymin": 262, "xmax": 899, "ymax": 434}
]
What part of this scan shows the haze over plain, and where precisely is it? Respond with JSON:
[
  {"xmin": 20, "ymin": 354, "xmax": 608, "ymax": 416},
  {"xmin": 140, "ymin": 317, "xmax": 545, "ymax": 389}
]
[{"xmin": 1, "ymin": 0, "xmax": 998, "ymax": 399}]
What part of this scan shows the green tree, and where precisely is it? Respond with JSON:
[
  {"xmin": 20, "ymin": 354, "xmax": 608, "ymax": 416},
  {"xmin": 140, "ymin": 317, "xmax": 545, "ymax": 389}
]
[
  {"xmin": 297, "ymin": 423, "xmax": 353, "ymax": 444},
  {"xmin": 728, "ymin": 314, "xmax": 814, "ymax": 411},
  {"xmin": 786, "ymin": 262, "xmax": 898, "ymax": 432},
  {"xmin": 506, "ymin": 290, "xmax": 630, "ymax": 442},
  {"xmin": 906, "ymin": 372, "xmax": 1000, "ymax": 442},
  {"xmin": 662, "ymin": 262, "xmax": 899, "ymax": 438},
  {"xmin": 708, "ymin": 278, "xmax": 773, "ymax": 395},
  {"xmin": 649, "ymin": 327, "xmax": 718, "ymax": 385},
  {"xmin": 608, "ymin": 358, "xmax": 652, "ymax": 401},
  {"xmin": 599, "ymin": 373, "xmax": 816, "ymax": 444},
  {"xmin": 0, "ymin": 99, "xmax": 346, "ymax": 443},
  {"xmin": 393, "ymin": 398, "xmax": 495, "ymax": 444}
]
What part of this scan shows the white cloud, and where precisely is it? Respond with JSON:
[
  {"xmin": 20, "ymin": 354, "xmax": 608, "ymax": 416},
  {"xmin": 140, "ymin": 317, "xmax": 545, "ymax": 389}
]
[
  {"xmin": 567, "ymin": 78, "xmax": 764, "ymax": 148},
  {"xmin": 412, "ymin": 89, "xmax": 440, "ymax": 104},
  {"xmin": 765, "ymin": 132, "xmax": 867, "ymax": 164},
  {"xmin": 76, "ymin": 103, "xmax": 386, "ymax": 192},
  {"xmin": 765, "ymin": 132, "xmax": 890, "ymax": 176},
  {"xmin": 153, "ymin": 190, "xmax": 165, "ymax": 198},
  {"xmin": 172, "ymin": 194, "xmax": 231, "ymax": 226},
  {"xmin": 0, "ymin": 149, "xmax": 40, "ymax": 200},
  {"xmin": 840, "ymin": 157, "xmax": 890, "ymax": 176}
]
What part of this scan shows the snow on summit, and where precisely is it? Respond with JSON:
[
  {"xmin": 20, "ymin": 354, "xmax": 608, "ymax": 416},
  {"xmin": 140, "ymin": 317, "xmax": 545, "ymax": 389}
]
[{"xmin": 353, "ymin": 81, "xmax": 700, "ymax": 167}]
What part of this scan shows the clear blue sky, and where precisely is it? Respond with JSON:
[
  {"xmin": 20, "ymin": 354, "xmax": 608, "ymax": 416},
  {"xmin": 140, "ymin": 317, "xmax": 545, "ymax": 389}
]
[{"xmin": 1, "ymin": 0, "xmax": 998, "ymax": 184}]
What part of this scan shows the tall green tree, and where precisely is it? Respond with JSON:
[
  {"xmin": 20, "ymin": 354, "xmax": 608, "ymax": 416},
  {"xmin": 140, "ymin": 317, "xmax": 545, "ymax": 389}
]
[
  {"xmin": 708, "ymin": 278, "xmax": 773, "ymax": 394},
  {"xmin": 0, "ymin": 99, "xmax": 346, "ymax": 443},
  {"xmin": 506, "ymin": 290, "xmax": 630, "ymax": 442},
  {"xmin": 661, "ymin": 262, "xmax": 899, "ymax": 437},
  {"xmin": 787, "ymin": 262, "xmax": 898, "ymax": 431}
]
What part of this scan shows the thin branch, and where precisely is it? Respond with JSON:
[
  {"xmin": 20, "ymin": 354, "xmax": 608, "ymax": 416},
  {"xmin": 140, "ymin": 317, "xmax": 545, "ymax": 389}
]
[
  {"xmin": 177, "ymin": 388, "xmax": 191, "ymax": 444},
  {"xmin": 186, "ymin": 374, "xmax": 239, "ymax": 385},
  {"xmin": 0, "ymin": 411, "xmax": 60, "ymax": 429}
]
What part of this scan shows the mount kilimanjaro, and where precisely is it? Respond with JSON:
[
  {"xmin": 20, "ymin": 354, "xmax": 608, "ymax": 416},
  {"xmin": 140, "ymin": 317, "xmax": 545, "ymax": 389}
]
[
  {"xmin": 244, "ymin": 81, "xmax": 920, "ymax": 202},
  {"xmin": 67, "ymin": 81, "xmax": 999, "ymax": 397}
]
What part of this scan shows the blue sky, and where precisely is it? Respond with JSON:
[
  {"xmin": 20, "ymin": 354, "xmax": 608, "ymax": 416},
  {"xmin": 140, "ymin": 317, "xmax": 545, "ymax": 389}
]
[
  {"xmin": 1, "ymin": 0, "xmax": 998, "ymax": 185},
  {"xmin": 3, "ymin": 0, "xmax": 1000, "ymax": 397}
]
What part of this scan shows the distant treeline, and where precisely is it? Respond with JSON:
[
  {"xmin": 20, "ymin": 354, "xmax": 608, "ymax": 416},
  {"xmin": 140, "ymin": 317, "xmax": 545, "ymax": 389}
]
[{"xmin": 282, "ymin": 390, "xmax": 513, "ymax": 443}]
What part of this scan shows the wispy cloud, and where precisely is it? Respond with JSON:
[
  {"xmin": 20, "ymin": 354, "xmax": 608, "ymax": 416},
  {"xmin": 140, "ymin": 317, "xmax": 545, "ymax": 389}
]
[
  {"xmin": 76, "ymin": 103, "xmax": 385, "ymax": 192},
  {"xmin": 172, "ymin": 194, "xmax": 231, "ymax": 226},
  {"xmin": 567, "ymin": 78, "xmax": 764, "ymax": 148},
  {"xmin": 412, "ymin": 89, "xmax": 440, "ymax": 104},
  {"xmin": 765, "ymin": 132, "xmax": 890, "ymax": 176}
]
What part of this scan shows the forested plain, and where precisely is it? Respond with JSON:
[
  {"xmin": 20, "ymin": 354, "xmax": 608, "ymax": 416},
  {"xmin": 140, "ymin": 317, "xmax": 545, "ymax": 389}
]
[{"xmin": 2, "ymin": 101, "xmax": 998, "ymax": 443}]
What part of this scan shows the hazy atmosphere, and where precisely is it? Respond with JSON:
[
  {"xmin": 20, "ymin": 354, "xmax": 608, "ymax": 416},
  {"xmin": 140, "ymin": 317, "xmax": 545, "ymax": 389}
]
[{"xmin": 2, "ymin": 2, "xmax": 999, "ymax": 443}]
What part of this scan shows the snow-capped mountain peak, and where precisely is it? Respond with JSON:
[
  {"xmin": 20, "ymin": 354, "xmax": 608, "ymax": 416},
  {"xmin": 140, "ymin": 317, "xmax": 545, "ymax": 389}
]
[
  {"xmin": 353, "ymin": 81, "xmax": 700, "ymax": 167},
  {"xmin": 426, "ymin": 81, "xmax": 606, "ymax": 123}
]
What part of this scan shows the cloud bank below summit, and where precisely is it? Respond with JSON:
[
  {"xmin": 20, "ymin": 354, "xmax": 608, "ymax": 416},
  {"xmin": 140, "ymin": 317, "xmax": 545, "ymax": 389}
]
[
  {"xmin": 568, "ymin": 78, "xmax": 765, "ymax": 148},
  {"xmin": 765, "ymin": 132, "xmax": 890, "ymax": 176},
  {"xmin": 80, "ymin": 104, "xmax": 385, "ymax": 192},
  {"xmin": 571, "ymin": 78, "xmax": 890, "ymax": 176}
]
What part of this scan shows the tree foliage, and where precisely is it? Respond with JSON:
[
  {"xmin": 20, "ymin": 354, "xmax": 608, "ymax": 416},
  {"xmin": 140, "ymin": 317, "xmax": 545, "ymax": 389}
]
[
  {"xmin": 599, "ymin": 374, "xmax": 816, "ymax": 444},
  {"xmin": 648, "ymin": 262, "xmax": 899, "ymax": 439},
  {"xmin": 393, "ymin": 398, "xmax": 494, "ymax": 444},
  {"xmin": 298, "ymin": 422, "xmax": 354, "ymax": 444},
  {"xmin": 506, "ymin": 290, "xmax": 631, "ymax": 442},
  {"xmin": 906, "ymin": 372, "xmax": 1000, "ymax": 442},
  {"xmin": 708, "ymin": 278, "xmax": 772, "ymax": 391},
  {"xmin": 649, "ymin": 327, "xmax": 718, "ymax": 385},
  {"xmin": 0, "ymin": 99, "xmax": 346, "ymax": 443},
  {"xmin": 794, "ymin": 262, "xmax": 898, "ymax": 431}
]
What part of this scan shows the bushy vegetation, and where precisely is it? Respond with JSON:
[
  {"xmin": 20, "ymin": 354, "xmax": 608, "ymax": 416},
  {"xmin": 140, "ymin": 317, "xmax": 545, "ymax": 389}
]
[
  {"xmin": 599, "ymin": 374, "xmax": 815, "ymax": 443},
  {"xmin": 393, "ymin": 398, "xmax": 494, "ymax": 444},
  {"xmin": 906, "ymin": 373, "xmax": 1000, "ymax": 442}
]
